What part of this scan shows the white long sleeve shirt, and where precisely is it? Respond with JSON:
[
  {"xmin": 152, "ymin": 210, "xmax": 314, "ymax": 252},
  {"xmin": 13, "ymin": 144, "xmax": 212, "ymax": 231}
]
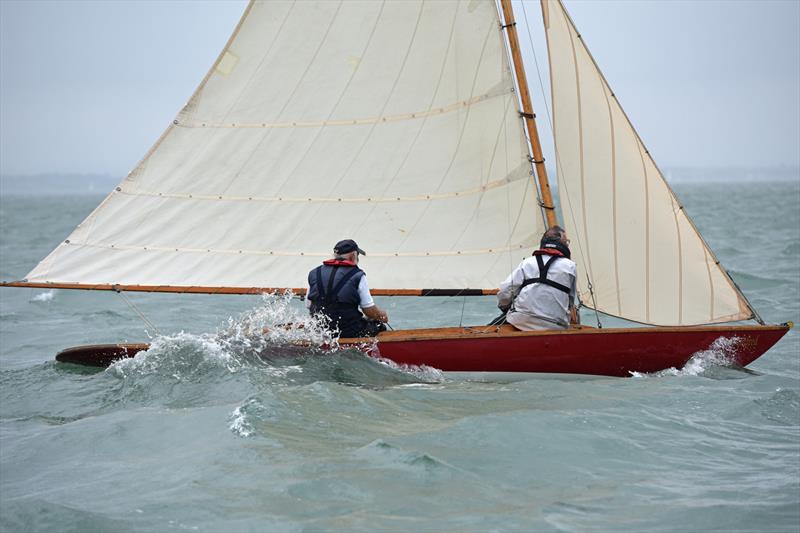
[{"xmin": 497, "ymin": 254, "xmax": 578, "ymax": 330}]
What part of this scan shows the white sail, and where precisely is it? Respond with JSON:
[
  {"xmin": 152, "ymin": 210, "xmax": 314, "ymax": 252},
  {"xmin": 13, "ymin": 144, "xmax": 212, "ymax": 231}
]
[
  {"xmin": 542, "ymin": 0, "xmax": 752, "ymax": 325},
  {"xmin": 24, "ymin": 0, "xmax": 544, "ymax": 293}
]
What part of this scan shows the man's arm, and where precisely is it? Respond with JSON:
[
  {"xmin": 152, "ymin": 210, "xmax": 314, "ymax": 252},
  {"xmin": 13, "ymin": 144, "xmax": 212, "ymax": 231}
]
[
  {"xmin": 363, "ymin": 304, "xmax": 388, "ymax": 323},
  {"xmin": 568, "ymin": 269, "xmax": 580, "ymax": 325},
  {"xmin": 569, "ymin": 305, "xmax": 580, "ymax": 325},
  {"xmin": 358, "ymin": 276, "xmax": 389, "ymax": 323},
  {"xmin": 497, "ymin": 262, "xmax": 525, "ymax": 310}
]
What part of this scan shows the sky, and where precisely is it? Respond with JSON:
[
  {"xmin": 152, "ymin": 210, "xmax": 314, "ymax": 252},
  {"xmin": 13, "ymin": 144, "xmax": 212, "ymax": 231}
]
[{"xmin": 0, "ymin": 0, "xmax": 798, "ymax": 177}]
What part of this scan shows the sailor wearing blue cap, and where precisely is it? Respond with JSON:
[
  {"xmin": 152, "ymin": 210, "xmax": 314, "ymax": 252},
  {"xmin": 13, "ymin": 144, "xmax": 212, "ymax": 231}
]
[{"xmin": 306, "ymin": 239, "xmax": 389, "ymax": 338}]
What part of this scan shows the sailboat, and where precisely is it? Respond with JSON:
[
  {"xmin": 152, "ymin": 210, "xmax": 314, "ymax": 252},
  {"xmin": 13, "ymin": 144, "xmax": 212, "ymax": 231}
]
[{"xmin": 3, "ymin": 0, "xmax": 790, "ymax": 376}]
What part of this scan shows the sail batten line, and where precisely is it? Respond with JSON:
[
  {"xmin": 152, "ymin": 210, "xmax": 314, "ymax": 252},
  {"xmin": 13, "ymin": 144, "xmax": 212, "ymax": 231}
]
[
  {"xmin": 177, "ymin": 91, "xmax": 507, "ymax": 129},
  {"xmin": 115, "ymin": 173, "xmax": 524, "ymax": 204},
  {"xmin": 59, "ymin": 241, "xmax": 535, "ymax": 258}
]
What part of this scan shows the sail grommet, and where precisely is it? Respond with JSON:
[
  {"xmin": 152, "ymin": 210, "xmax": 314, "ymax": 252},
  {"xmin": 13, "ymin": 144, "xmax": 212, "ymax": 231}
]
[
  {"xmin": 173, "ymin": 120, "xmax": 179, "ymax": 125},
  {"xmin": 115, "ymin": 187, "xmax": 121, "ymax": 192}
]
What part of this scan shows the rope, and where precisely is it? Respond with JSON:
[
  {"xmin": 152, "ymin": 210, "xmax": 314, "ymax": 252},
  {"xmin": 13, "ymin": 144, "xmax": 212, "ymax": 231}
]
[{"xmin": 114, "ymin": 287, "xmax": 161, "ymax": 337}]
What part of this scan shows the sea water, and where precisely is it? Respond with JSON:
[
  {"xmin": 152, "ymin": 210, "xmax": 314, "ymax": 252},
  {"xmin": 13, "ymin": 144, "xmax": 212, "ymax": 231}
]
[{"xmin": 0, "ymin": 179, "xmax": 798, "ymax": 532}]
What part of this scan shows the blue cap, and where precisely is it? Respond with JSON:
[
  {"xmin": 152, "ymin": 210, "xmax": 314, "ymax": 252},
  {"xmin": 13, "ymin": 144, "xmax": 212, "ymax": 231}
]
[{"xmin": 334, "ymin": 239, "xmax": 366, "ymax": 256}]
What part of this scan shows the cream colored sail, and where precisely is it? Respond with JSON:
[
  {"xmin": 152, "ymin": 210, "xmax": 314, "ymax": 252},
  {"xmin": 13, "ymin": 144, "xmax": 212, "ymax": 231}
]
[
  {"xmin": 542, "ymin": 0, "xmax": 752, "ymax": 325},
  {"xmin": 22, "ymin": 0, "xmax": 544, "ymax": 294}
]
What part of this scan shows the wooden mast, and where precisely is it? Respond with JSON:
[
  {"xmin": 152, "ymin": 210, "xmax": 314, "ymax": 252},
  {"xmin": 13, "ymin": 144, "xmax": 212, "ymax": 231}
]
[{"xmin": 499, "ymin": 0, "xmax": 558, "ymax": 228}]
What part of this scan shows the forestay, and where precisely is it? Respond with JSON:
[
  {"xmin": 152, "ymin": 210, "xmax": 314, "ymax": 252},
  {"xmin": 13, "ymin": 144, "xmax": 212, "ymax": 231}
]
[
  {"xmin": 23, "ymin": 0, "xmax": 544, "ymax": 293},
  {"xmin": 542, "ymin": 0, "xmax": 752, "ymax": 325}
]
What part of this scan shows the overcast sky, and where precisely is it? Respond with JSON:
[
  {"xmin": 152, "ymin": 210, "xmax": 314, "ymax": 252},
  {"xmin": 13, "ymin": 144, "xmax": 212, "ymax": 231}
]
[{"xmin": 1, "ymin": 0, "xmax": 798, "ymax": 177}]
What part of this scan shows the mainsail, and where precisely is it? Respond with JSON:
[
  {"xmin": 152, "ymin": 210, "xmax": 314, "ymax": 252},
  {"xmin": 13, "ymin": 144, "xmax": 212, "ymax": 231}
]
[
  {"xmin": 21, "ymin": 0, "xmax": 544, "ymax": 294},
  {"xmin": 14, "ymin": 0, "xmax": 756, "ymax": 327},
  {"xmin": 542, "ymin": 0, "xmax": 753, "ymax": 326}
]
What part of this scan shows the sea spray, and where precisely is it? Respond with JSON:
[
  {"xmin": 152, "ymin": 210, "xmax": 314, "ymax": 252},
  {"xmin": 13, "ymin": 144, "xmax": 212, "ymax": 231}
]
[
  {"xmin": 107, "ymin": 292, "xmax": 442, "ymax": 387},
  {"xmin": 631, "ymin": 336, "xmax": 744, "ymax": 378},
  {"xmin": 29, "ymin": 290, "xmax": 54, "ymax": 303}
]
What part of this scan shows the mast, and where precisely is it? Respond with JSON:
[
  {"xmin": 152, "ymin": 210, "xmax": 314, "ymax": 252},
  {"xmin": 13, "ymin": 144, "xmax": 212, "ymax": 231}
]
[{"xmin": 499, "ymin": 0, "xmax": 558, "ymax": 228}]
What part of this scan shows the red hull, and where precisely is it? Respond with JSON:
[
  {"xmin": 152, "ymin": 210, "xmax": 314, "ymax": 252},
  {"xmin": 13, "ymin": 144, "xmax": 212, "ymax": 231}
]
[
  {"xmin": 353, "ymin": 324, "xmax": 790, "ymax": 377},
  {"xmin": 55, "ymin": 323, "xmax": 790, "ymax": 377}
]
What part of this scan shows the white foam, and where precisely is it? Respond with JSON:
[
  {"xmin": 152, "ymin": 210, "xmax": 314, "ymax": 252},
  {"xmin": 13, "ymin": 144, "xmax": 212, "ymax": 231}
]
[
  {"xmin": 30, "ymin": 290, "xmax": 54, "ymax": 302},
  {"xmin": 217, "ymin": 291, "xmax": 339, "ymax": 351},
  {"xmin": 631, "ymin": 336, "xmax": 742, "ymax": 378},
  {"xmin": 228, "ymin": 402, "xmax": 254, "ymax": 437},
  {"xmin": 106, "ymin": 292, "xmax": 338, "ymax": 377},
  {"xmin": 372, "ymin": 355, "xmax": 445, "ymax": 383}
]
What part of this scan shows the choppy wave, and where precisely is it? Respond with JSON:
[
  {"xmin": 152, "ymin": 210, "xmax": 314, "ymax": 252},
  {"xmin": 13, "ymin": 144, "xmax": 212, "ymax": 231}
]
[
  {"xmin": 755, "ymin": 388, "xmax": 800, "ymax": 425},
  {"xmin": 106, "ymin": 293, "xmax": 443, "ymax": 395},
  {"xmin": 728, "ymin": 270, "xmax": 786, "ymax": 288}
]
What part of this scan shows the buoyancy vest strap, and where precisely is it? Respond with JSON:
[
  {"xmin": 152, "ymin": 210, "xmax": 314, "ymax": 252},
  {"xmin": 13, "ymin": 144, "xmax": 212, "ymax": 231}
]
[
  {"xmin": 322, "ymin": 266, "xmax": 340, "ymax": 303},
  {"xmin": 519, "ymin": 255, "xmax": 571, "ymax": 294},
  {"xmin": 315, "ymin": 267, "xmax": 326, "ymax": 299},
  {"xmin": 330, "ymin": 268, "xmax": 361, "ymax": 302}
]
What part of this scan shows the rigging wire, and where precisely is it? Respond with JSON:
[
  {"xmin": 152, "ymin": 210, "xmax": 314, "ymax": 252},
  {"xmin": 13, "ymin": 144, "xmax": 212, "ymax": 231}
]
[
  {"xmin": 114, "ymin": 287, "xmax": 161, "ymax": 337},
  {"xmin": 458, "ymin": 294, "xmax": 468, "ymax": 327},
  {"xmin": 585, "ymin": 274, "xmax": 603, "ymax": 328}
]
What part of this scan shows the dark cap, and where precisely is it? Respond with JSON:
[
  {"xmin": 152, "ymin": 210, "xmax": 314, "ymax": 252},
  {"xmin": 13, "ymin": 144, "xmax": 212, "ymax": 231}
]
[{"xmin": 334, "ymin": 239, "xmax": 366, "ymax": 256}]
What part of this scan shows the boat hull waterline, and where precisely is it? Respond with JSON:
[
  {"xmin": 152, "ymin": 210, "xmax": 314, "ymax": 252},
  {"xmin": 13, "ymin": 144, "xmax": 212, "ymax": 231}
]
[{"xmin": 55, "ymin": 324, "xmax": 790, "ymax": 377}]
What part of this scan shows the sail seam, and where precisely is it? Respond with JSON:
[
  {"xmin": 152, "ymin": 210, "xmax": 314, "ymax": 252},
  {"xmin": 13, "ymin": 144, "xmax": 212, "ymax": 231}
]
[
  {"xmin": 671, "ymin": 195, "xmax": 684, "ymax": 324},
  {"xmin": 322, "ymin": 0, "xmax": 426, "ymax": 218},
  {"xmin": 354, "ymin": 0, "xmax": 457, "ymax": 241},
  {"xmin": 702, "ymin": 244, "xmax": 715, "ymax": 319},
  {"xmin": 550, "ymin": 0, "xmax": 755, "ymax": 325},
  {"xmin": 393, "ymin": 11, "xmax": 497, "ymax": 253},
  {"xmin": 603, "ymin": 84, "xmax": 622, "ymax": 316},
  {"xmin": 565, "ymin": 14, "xmax": 596, "ymax": 295},
  {"xmin": 637, "ymin": 143, "xmax": 651, "ymax": 323},
  {"xmin": 268, "ymin": 0, "xmax": 387, "ymax": 209},
  {"xmin": 224, "ymin": 0, "xmax": 345, "ymax": 198}
]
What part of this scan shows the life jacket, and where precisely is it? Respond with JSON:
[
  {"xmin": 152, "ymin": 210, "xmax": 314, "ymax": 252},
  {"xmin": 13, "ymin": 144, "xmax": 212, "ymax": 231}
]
[
  {"xmin": 307, "ymin": 260, "xmax": 365, "ymax": 335},
  {"xmin": 519, "ymin": 248, "xmax": 571, "ymax": 295}
]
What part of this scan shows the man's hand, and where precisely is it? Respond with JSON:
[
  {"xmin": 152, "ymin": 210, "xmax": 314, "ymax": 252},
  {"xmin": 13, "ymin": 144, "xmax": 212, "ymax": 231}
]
[
  {"xmin": 569, "ymin": 306, "xmax": 580, "ymax": 325},
  {"xmin": 363, "ymin": 305, "xmax": 389, "ymax": 323}
]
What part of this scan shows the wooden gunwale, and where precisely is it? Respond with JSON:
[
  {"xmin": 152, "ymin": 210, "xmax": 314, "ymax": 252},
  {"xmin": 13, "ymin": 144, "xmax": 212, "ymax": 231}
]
[{"xmin": 343, "ymin": 323, "xmax": 790, "ymax": 344}]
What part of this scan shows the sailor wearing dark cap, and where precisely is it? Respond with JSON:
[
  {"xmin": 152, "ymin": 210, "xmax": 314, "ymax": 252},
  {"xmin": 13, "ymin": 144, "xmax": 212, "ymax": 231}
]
[{"xmin": 306, "ymin": 239, "xmax": 389, "ymax": 338}]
